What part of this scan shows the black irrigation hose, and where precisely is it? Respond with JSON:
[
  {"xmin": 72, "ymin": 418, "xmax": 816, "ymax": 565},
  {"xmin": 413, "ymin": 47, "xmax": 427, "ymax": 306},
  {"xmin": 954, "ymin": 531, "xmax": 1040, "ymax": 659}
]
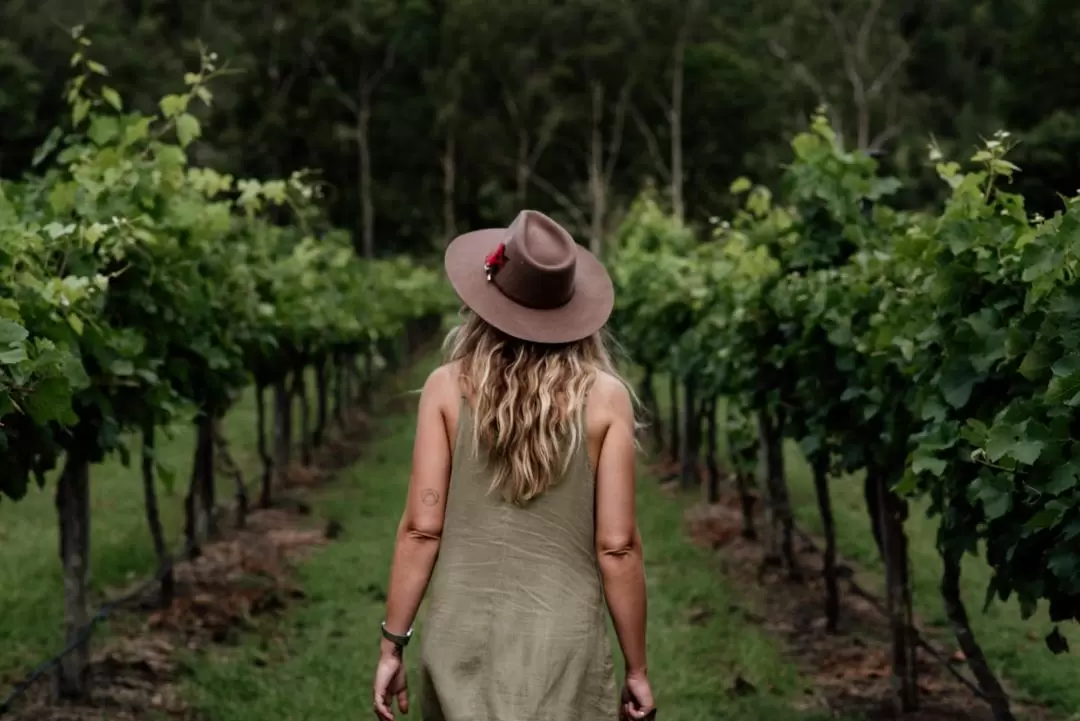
[{"xmin": 0, "ymin": 536, "xmax": 196, "ymax": 717}]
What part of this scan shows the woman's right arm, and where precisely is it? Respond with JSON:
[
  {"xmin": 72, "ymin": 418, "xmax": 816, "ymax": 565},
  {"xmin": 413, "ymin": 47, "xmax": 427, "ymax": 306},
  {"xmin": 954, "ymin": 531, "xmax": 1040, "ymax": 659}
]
[{"xmin": 595, "ymin": 381, "xmax": 648, "ymax": 677}]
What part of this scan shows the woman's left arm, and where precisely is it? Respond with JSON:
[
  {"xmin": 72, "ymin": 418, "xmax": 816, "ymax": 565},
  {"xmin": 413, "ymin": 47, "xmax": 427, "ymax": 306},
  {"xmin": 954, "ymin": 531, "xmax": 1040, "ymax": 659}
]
[{"xmin": 379, "ymin": 366, "xmax": 453, "ymax": 655}]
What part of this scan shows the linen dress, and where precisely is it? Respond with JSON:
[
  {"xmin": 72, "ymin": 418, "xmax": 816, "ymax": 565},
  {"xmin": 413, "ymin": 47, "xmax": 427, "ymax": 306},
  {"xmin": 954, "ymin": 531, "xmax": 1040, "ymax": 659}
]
[{"xmin": 418, "ymin": 399, "xmax": 618, "ymax": 720}]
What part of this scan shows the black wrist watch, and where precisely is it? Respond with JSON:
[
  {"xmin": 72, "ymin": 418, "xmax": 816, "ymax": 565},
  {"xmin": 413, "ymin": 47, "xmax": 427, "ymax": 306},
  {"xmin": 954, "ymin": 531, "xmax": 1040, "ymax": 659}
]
[{"xmin": 381, "ymin": 621, "xmax": 413, "ymax": 649}]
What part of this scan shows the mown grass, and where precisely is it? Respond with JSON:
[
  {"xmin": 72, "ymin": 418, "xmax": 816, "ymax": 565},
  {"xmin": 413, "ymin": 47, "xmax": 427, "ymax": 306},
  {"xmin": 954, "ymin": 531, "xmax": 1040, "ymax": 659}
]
[
  {"xmin": 184, "ymin": 355, "xmax": 836, "ymax": 721},
  {"xmin": 0, "ymin": 374, "xmax": 316, "ymax": 681},
  {"xmin": 652, "ymin": 379, "xmax": 1080, "ymax": 717},
  {"xmin": 783, "ymin": 449, "xmax": 1080, "ymax": 715}
]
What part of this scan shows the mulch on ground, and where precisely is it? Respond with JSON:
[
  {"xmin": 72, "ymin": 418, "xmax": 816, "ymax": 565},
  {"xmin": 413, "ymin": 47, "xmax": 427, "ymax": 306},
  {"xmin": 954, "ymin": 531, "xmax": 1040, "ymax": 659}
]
[
  {"xmin": 674, "ymin": 462, "xmax": 1052, "ymax": 721},
  {"xmin": 3, "ymin": 406, "xmax": 379, "ymax": 721}
]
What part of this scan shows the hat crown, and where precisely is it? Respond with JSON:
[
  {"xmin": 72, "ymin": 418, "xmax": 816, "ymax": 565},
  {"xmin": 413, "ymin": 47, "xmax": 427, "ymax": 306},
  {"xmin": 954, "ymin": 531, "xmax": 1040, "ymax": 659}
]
[{"xmin": 492, "ymin": 210, "xmax": 576, "ymax": 310}]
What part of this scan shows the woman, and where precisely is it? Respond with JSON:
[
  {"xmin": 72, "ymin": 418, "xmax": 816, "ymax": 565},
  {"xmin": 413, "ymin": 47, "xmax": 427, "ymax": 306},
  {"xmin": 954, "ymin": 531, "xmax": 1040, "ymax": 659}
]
[{"xmin": 372, "ymin": 209, "xmax": 655, "ymax": 721}]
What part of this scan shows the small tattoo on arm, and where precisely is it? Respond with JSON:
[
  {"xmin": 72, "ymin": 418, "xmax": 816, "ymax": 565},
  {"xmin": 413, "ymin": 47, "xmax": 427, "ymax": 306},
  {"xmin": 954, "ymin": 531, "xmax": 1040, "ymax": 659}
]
[{"xmin": 420, "ymin": 489, "xmax": 440, "ymax": 506}]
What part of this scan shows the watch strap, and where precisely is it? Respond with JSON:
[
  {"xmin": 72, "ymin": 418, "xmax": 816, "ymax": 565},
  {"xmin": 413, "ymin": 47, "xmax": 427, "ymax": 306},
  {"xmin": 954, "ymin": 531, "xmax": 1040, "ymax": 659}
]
[{"xmin": 381, "ymin": 621, "xmax": 413, "ymax": 648}]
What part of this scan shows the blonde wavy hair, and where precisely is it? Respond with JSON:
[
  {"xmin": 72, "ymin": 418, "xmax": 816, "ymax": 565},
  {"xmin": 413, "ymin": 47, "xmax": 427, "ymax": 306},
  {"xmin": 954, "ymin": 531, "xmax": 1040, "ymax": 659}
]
[{"xmin": 443, "ymin": 308, "xmax": 633, "ymax": 505}]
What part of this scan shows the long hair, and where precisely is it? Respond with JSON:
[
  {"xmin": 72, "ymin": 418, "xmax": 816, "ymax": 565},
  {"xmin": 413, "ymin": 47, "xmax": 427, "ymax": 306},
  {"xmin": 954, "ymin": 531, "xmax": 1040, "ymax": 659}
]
[{"xmin": 443, "ymin": 308, "xmax": 633, "ymax": 505}]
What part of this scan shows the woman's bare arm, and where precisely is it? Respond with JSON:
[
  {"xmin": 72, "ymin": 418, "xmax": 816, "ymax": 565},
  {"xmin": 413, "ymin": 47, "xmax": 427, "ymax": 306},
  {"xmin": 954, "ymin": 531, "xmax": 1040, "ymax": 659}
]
[
  {"xmin": 594, "ymin": 379, "xmax": 648, "ymax": 675},
  {"xmin": 380, "ymin": 366, "xmax": 453, "ymax": 656}
]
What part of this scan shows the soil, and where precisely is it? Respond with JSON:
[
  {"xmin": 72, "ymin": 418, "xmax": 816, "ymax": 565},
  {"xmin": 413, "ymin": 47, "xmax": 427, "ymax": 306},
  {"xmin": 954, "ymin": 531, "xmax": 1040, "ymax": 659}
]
[
  {"xmin": 674, "ymin": 461, "xmax": 1054, "ymax": 721},
  {"xmin": 1, "ymin": 404, "xmax": 378, "ymax": 721}
]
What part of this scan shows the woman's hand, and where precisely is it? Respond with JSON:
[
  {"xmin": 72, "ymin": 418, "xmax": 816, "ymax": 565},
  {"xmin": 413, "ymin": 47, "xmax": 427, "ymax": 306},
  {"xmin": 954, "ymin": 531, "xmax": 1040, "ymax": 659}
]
[
  {"xmin": 620, "ymin": 668, "xmax": 656, "ymax": 720},
  {"xmin": 373, "ymin": 649, "xmax": 409, "ymax": 720}
]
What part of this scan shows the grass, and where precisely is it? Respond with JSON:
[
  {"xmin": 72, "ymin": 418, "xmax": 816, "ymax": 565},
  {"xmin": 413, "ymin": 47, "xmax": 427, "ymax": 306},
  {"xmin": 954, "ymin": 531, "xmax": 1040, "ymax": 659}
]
[
  {"xmin": 183, "ymin": 355, "xmax": 836, "ymax": 721},
  {"xmin": 0, "ymin": 372, "xmax": 319, "ymax": 682},
  {"xmin": 783, "ymin": 447, "xmax": 1080, "ymax": 716},
  {"xmin": 652, "ymin": 380, "xmax": 1080, "ymax": 717}
]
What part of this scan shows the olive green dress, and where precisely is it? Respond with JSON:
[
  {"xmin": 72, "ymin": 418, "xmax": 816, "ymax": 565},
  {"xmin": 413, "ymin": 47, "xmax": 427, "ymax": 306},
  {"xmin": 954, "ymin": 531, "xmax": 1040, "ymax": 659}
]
[{"xmin": 418, "ymin": 399, "xmax": 618, "ymax": 721}]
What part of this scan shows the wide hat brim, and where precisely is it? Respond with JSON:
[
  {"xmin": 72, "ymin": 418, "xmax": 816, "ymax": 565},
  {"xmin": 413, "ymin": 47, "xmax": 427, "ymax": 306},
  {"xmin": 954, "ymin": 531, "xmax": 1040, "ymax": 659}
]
[{"xmin": 444, "ymin": 227, "xmax": 614, "ymax": 344}]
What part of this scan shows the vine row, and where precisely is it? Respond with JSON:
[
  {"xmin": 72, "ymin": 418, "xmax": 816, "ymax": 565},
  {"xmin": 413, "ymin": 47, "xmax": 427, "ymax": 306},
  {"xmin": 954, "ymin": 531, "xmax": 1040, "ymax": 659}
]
[
  {"xmin": 0, "ymin": 35, "xmax": 451, "ymax": 702},
  {"xmin": 608, "ymin": 114, "xmax": 1080, "ymax": 720}
]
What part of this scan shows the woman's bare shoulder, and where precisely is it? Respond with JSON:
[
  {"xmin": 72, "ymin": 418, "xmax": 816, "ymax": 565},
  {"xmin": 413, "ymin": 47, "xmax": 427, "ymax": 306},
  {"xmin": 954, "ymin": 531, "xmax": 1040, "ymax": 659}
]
[
  {"xmin": 424, "ymin": 361, "xmax": 462, "ymax": 400},
  {"xmin": 589, "ymin": 370, "xmax": 633, "ymax": 426}
]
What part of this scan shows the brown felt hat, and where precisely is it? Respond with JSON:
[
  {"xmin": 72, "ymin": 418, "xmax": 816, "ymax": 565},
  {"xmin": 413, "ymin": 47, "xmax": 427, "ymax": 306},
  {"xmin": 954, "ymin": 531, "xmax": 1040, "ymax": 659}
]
[{"xmin": 444, "ymin": 210, "xmax": 614, "ymax": 344}]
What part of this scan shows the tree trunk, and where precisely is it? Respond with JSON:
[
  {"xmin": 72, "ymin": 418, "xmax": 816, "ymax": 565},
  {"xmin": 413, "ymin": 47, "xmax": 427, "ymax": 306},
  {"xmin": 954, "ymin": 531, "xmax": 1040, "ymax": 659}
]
[
  {"xmin": 735, "ymin": 471, "xmax": 757, "ymax": 539},
  {"xmin": 212, "ymin": 416, "xmax": 247, "ymax": 529},
  {"xmin": 864, "ymin": 470, "xmax": 885, "ymax": 559},
  {"xmin": 514, "ymin": 128, "xmax": 530, "ymax": 206},
  {"xmin": 669, "ymin": 22, "xmax": 686, "ymax": 221},
  {"xmin": 668, "ymin": 375, "xmax": 680, "ymax": 462},
  {"xmin": 141, "ymin": 422, "xmax": 174, "ymax": 605},
  {"xmin": 196, "ymin": 413, "xmax": 216, "ymax": 538},
  {"xmin": 876, "ymin": 467, "xmax": 918, "ymax": 712},
  {"xmin": 811, "ymin": 453, "xmax": 840, "ymax": 633},
  {"xmin": 704, "ymin": 398, "xmax": 720, "ymax": 503},
  {"xmin": 942, "ymin": 548, "xmax": 1015, "ymax": 721},
  {"xmin": 679, "ymin": 375, "xmax": 699, "ymax": 489},
  {"xmin": 54, "ymin": 449, "xmax": 91, "ymax": 700},
  {"xmin": 357, "ymin": 100, "xmax": 375, "ymax": 258},
  {"xmin": 588, "ymin": 83, "xmax": 607, "ymax": 254},
  {"xmin": 755, "ymin": 407, "xmax": 798, "ymax": 577},
  {"xmin": 183, "ymin": 436, "xmax": 203, "ymax": 560},
  {"xmin": 273, "ymin": 375, "xmax": 292, "ymax": 480},
  {"xmin": 256, "ymin": 382, "xmax": 273, "ymax": 508},
  {"xmin": 442, "ymin": 130, "xmax": 456, "ymax": 245},
  {"xmin": 363, "ymin": 349, "xmax": 375, "ymax": 406},
  {"xmin": 293, "ymin": 366, "xmax": 311, "ymax": 466},
  {"xmin": 358, "ymin": 354, "xmax": 371, "ymax": 405},
  {"xmin": 314, "ymin": 359, "xmax": 328, "ymax": 448},
  {"xmin": 342, "ymin": 354, "xmax": 353, "ymax": 411},
  {"xmin": 334, "ymin": 355, "xmax": 346, "ymax": 424}
]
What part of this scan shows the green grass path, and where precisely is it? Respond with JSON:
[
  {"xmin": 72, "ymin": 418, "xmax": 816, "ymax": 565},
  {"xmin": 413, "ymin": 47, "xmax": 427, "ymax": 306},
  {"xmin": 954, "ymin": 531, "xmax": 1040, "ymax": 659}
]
[
  {"xmin": 0, "ymin": 376, "xmax": 271, "ymax": 680},
  {"xmin": 652, "ymin": 379, "xmax": 1080, "ymax": 716},
  {"xmin": 184, "ymin": 358, "xmax": 831, "ymax": 721}
]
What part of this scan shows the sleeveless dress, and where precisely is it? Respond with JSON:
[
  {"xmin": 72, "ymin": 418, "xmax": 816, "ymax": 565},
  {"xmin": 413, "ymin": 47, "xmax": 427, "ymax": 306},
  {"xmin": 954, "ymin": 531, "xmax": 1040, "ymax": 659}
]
[{"xmin": 418, "ymin": 399, "xmax": 618, "ymax": 721}]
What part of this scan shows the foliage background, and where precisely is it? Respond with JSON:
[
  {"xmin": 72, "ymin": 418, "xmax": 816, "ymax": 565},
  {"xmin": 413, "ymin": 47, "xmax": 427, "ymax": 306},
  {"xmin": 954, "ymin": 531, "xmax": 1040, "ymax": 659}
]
[{"xmin": 4, "ymin": 0, "xmax": 1076, "ymax": 256}]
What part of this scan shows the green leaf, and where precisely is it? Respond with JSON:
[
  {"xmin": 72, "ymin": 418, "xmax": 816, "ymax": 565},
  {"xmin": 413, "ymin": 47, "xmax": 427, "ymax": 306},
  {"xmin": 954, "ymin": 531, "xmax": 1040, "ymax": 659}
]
[
  {"xmin": 938, "ymin": 359, "xmax": 976, "ymax": 409},
  {"xmin": 1046, "ymin": 369, "xmax": 1080, "ymax": 406},
  {"xmin": 1012, "ymin": 439, "xmax": 1044, "ymax": 465},
  {"xmin": 87, "ymin": 116, "xmax": 119, "ymax": 146},
  {"xmin": 72, "ymin": 97, "xmax": 90, "ymax": 126},
  {"xmin": 67, "ymin": 315, "xmax": 84, "ymax": 336},
  {"xmin": 984, "ymin": 419, "xmax": 1045, "ymax": 465},
  {"xmin": 983, "ymin": 490, "xmax": 1012, "ymax": 520},
  {"xmin": 175, "ymin": 113, "xmax": 201, "ymax": 148},
  {"xmin": 1017, "ymin": 342, "xmax": 1053, "ymax": 381},
  {"xmin": 32, "ymin": 127, "xmax": 63, "ymax": 167},
  {"xmin": 0, "ymin": 319, "xmax": 28, "ymax": 346},
  {"xmin": 110, "ymin": 359, "xmax": 135, "ymax": 376},
  {"xmin": 1051, "ymin": 353, "xmax": 1080, "ymax": 377},
  {"xmin": 1048, "ymin": 554, "xmax": 1079, "ymax": 583},
  {"xmin": 159, "ymin": 93, "xmax": 186, "ymax": 118},
  {"xmin": 911, "ymin": 453, "xmax": 946, "ymax": 477},
  {"xmin": 1026, "ymin": 507, "xmax": 1063, "ymax": 530},
  {"xmin": 0, "ymin": 347, "xmax": 27, "ymax": 365},
  {"xmin": 101, "ymin": 86, "xmax": 123, "ymax": 112},
  {"xmin": 729, "ymin": 177, "xmax": 753, "ymax": 194},
  {"xmin": 1045, "ymin": 463, "xmax": 1080, "ymax": 494},
  {"xmin": 23, "ymin": 377, "xmax": 75, "ymax": 425}
]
